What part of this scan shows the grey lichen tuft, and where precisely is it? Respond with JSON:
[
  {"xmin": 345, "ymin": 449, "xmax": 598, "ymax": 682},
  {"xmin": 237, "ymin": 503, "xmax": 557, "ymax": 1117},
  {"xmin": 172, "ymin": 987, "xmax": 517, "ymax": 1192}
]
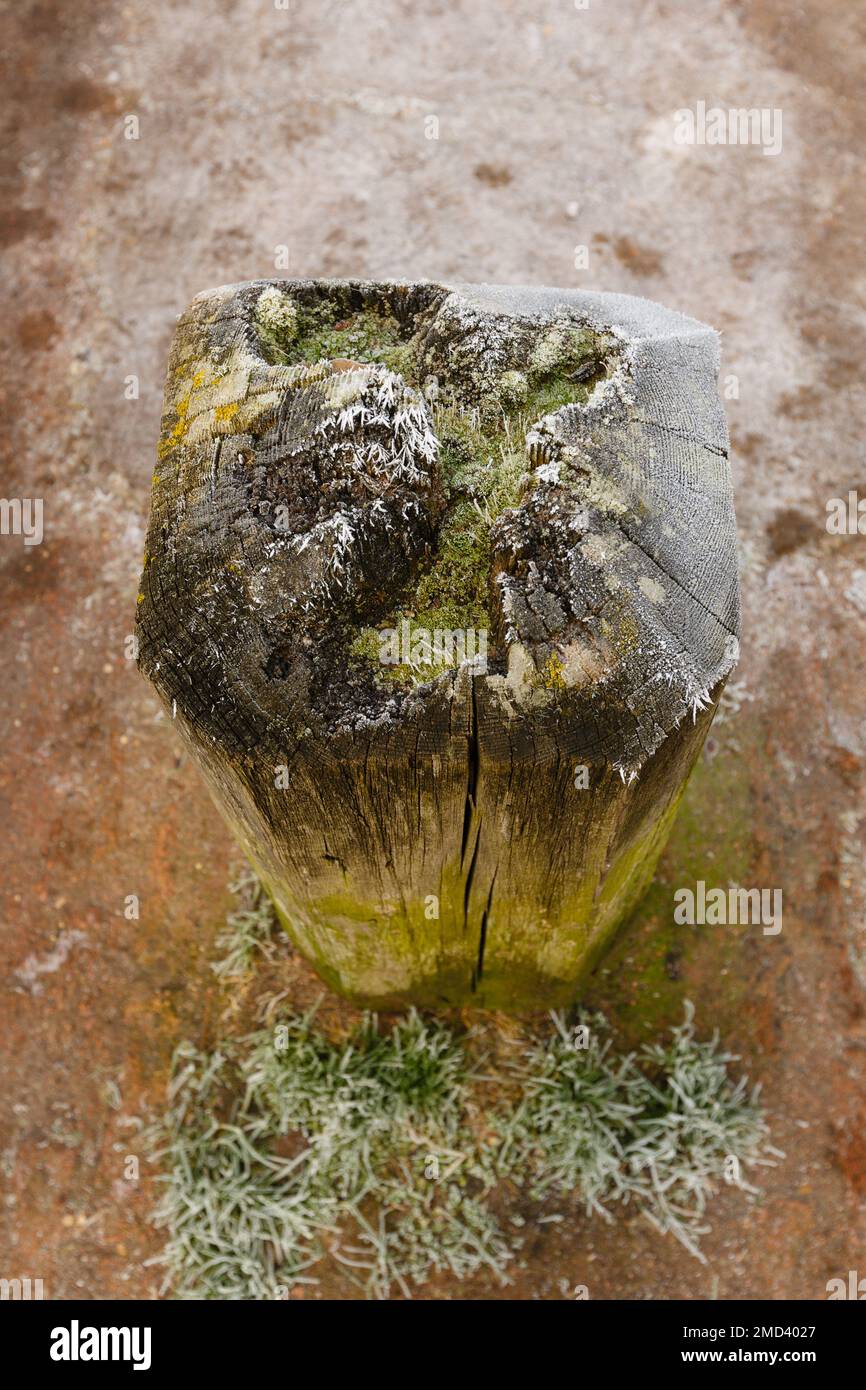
[{"xmin": 147, "ymin": 888, "xmax": 778, "ymax": 1298}]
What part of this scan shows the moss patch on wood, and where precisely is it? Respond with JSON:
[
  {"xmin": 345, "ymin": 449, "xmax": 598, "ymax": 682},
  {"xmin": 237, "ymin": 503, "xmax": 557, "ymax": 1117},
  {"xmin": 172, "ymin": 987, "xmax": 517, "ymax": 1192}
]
[
  {"xmin": 254, "ymin": 288, "xmax": 417, "ymax": 379},
  {"xmin": 343, "ymin": 323, "xmax": 618, "ymax": 688},
  {"xmin": 250, "ymin": 292, "xmax": 621, "ymax": 692},
  {"xmin": 587, "ymin": 731, "xmax": 757, "ymax": 1046},
  {"xmin": 349, "ymin": 409, "xmax": 528, "ymax": 684}
]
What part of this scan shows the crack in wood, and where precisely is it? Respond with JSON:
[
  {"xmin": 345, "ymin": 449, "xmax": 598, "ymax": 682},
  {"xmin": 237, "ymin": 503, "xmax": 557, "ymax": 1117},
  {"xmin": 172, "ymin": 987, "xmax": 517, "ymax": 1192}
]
[
  {"xmin": 472, "ymin": 868, "xmax": 497, "ymax": 992},
  {"xmin": 138, "ymin": 278, "xmax": 740, "ymax": 1009}
]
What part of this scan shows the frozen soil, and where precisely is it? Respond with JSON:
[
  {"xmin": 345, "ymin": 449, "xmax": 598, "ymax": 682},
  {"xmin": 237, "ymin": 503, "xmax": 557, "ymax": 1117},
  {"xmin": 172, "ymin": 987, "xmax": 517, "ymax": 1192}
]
[{"xmin": 1, "ymin": 0, "xmax": 864, "ymax": 1299}]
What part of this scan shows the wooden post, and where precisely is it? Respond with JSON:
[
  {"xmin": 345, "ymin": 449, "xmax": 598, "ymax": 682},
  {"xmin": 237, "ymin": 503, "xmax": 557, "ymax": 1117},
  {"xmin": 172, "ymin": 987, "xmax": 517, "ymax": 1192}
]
[{"xmin": 137, "ymin": 279, "xmax": 739, "ymax": 1011}]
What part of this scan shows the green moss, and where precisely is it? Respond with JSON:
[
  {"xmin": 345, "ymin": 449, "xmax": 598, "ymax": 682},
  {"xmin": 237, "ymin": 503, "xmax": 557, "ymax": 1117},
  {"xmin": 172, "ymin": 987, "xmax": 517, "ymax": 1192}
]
[
  {"xmin": 333, "ymin": 322, "xmax": 615, "ymax": 687},
  {"xmin": 529, "ymin": 325, "xmax": 602, "ymax": 381},
  {"xmin": 254, "ymin": 292, "xmax": 418, "ymax": 378},
  {"xmin": 348, "ymin": 626, "xmax": 382, "ymax": 669},
  {"xmin": 588, "ymin": 732, "xmax": 757, "ymax": 1045},
  {"xmin": 518, "ymin": 325, "xmax": 616, "ymax": 421},
  {"xmin": 523, "ymin": 375, "xmax": 593, "ymax": 419},
  {"xmin": 415, "ymin": 500, "xmax": 489, "ymax": 622},
  {"xmin": 300, "ymin": 305, "xmax": 414, "ymax": 376},
  {"xmin": 356, "ymin": 609, "xmax": 489, "ymax": 688},
  {"xmin": 349, "ymin": 406, "xmax": 526, "ymax": 687}
]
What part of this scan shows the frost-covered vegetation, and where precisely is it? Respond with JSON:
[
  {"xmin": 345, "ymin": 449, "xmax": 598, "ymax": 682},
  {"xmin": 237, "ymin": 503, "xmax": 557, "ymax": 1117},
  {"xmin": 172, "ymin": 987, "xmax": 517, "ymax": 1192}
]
[
  {"xmin": 492, "ymin": 1008, "xmax": 779, "ymax": 1260},
  {"xmin": 145, "ymin": 876, "xmax": 779, "ymax": 1299}
]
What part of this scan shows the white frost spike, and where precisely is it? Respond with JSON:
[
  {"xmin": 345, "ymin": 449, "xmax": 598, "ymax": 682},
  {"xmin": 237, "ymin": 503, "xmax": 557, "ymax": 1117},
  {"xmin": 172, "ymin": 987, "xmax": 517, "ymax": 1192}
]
[
  {"xmin": 690, "ymin": 687, "xmax": 712, "ymax": 722},
  {"xmin": 317, "ymin": 367, "xmax": 439, "ymax": 490}
]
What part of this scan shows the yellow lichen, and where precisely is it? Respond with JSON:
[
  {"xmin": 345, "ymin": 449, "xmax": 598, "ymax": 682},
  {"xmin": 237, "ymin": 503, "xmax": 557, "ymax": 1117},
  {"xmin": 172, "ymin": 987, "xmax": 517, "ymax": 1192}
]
[{"xmin": 540, "ymin": 652, "xmax": 567, "ymax": 690}]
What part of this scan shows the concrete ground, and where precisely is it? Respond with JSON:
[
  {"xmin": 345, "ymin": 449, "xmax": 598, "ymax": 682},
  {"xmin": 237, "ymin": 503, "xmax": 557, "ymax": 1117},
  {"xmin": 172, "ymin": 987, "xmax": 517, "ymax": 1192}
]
[{"xmin": 1, "ymin": 0, "xmax": 864, "ymax": 1299}]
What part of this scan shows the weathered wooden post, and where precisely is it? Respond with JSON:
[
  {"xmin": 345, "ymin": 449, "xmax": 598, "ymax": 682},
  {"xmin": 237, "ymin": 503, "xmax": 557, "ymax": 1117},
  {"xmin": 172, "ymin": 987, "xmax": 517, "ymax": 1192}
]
[{"xmin": 137, "ymin": 279, "xmax": 739, "ymax": 1010}]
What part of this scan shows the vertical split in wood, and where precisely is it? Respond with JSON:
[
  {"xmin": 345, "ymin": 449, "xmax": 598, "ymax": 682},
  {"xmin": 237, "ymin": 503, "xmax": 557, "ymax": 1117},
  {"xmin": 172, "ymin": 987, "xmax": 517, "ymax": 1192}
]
[{"xmin": 138, "ymin": 279, "xmax": 739, "ymax": 1011}]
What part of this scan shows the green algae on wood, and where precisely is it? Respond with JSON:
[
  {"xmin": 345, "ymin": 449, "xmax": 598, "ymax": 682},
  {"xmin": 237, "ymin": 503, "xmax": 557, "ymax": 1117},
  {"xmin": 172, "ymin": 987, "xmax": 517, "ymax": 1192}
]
[{"xmin": 137, "ymin": 278, "xmax": 740, "ymax": 1012}]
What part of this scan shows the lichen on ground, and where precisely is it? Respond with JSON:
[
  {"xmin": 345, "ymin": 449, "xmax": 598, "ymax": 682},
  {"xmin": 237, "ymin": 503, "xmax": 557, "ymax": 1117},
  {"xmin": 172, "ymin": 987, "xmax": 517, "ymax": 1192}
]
[{"xmin": 145, "ymin": 875, "xmax": 777, "ymax": 1299}]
